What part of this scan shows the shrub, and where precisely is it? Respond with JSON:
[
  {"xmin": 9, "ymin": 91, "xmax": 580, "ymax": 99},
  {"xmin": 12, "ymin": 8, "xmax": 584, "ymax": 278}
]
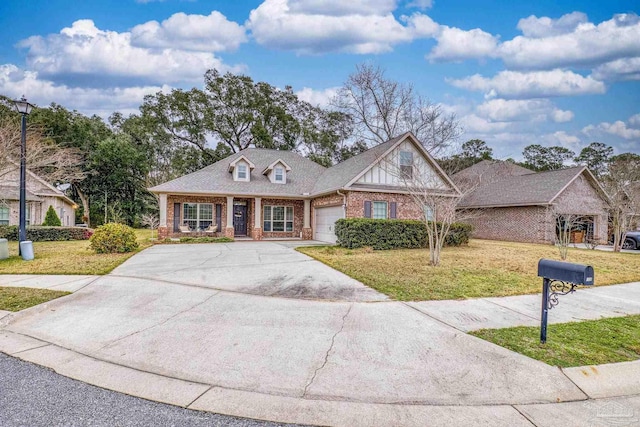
[
  {"xmin": 90, "ymin": 223, "xmax": 139, "ymax": 254},
  {"xmin": 42, "ymin": 206, "xmax": 62, "ymax": 226},
  {"xmin": 0, "ymin": 225, "xmax": 93, "ymax": 241},
  {"xmin": 334, "ymin": 218, "xmax": 473, "ymax": 250}
]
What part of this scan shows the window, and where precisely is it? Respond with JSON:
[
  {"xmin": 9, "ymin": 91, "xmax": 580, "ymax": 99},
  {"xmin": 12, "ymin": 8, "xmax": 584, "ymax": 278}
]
[
  {"xmin": 183, "ymin": 203, "xmax": 213, "ymax": 230},
  {"xmin": 0, "ymin": 206, "xmax": 8, "ymax": 225},
  {"xmin": 263, "ymin": 205, "xmax": 293, "ymax": 232},
  {"xmin": 373, "ymin": 201, "xmax": 387, "ymax": 219},
  {"xmin": 274, "ymin": 166, "xmax": 284, "ymax": 183},
  {"xmin": 424, "ymin": 205, "xmax": 434, "ymax": 221},
  {"xmin": 399, "ymin": 150, "xmax": 413, "ymax": 179},
  {"xmin": 237, "ymin": 164, "xmax": 247, "ymax": 180},
  {"xmin": 25, "ymin": 204, "xmax": 30, "ymax": 226}
]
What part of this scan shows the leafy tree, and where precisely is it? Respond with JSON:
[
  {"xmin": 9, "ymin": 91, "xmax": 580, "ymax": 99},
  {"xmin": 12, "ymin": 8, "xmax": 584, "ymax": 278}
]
[
  {"xmin": 574, "ymin": 142, "xmax": 614, "ymax": 177},
  {"xmin": 439, "ymin": 139, "xmax": 494, "ymax": 174},
  {"xmin": 42, "ymin": 205, "xmax": 62, "ymax": 226},
  {"xmin": 333, "ymin": 63, "xmax": 460, "ymax": 154},
  {"xmin": 523, "ymin": 144, "xmax": 575, "ymax": 171}
]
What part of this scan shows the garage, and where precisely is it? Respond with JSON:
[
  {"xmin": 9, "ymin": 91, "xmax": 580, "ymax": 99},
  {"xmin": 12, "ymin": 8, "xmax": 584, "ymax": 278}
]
[{"xmin": 314, "ymin": 205, "xmax": 344, "ymax": 244}]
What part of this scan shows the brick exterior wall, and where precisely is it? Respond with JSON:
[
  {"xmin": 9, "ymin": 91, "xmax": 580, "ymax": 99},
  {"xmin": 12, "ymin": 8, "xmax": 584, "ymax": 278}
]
[
  {"xmin": 346, "ymin": 191, "xmax": 423, "ymax": 220},
  {"xmin": 465, "ymin": 206, "xmax": 551, "ymax": 244},
  {"xmin": 466, "ymin": 173, "xmax": 609, "ymax": 244},
  {"xmin": 160, "ymin": 195, "xmax": 227, "ymax": 239}
]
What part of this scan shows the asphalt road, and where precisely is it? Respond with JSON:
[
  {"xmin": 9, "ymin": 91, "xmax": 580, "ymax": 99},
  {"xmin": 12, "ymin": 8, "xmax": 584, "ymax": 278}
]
[{"xmin": 0, "ymin": 353, "xmax": 304, "ymax": 427}]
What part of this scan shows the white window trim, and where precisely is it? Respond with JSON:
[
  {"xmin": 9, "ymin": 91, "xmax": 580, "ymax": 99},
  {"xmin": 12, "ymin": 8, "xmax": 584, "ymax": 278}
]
[
  {"xmin": 235, "ymin": 163, "xmax": 250, "ymax": 182},
  {"xmin": 263, "ymin": 205, "xmax": 294, "ymax": 232},
  {"xmin": 0, "ymin": 206, "xmax": 8, "ymax": 225},
  {"xmin": 373, "ymin": 201, "xmax": 388, "ymax": 220},
  {"xmin": 399, "ymin": 150, "xmax": 414, "ymax": 179},
  {"xmin": 274, "ymin": 166, "xmax": 285, "ymax": 183},
  {"xmin": 183, "ymin": 203, "xmax": 214, "ymax": 230}
]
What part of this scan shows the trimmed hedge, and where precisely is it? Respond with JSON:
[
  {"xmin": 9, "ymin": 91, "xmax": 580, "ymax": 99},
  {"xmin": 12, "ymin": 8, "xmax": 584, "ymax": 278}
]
[
  {"xmin": 0, "ymin": 225, "xmax": 93, "ymax": 241},
  {"xmin": 334, "ymin": 218, "xmax": 473, "ymax": 250}
]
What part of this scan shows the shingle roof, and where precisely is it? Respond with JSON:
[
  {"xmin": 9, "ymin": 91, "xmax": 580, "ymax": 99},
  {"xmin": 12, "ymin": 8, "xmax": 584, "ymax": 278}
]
[
  {"xmin": 452, "ymin": 160, "xmax": 534, "ymax": 186},
  {"xmin": 149, "ymin": 148, "xmax": 327, "ymax": 197},
  {"xmin": 0, "ymin": 186, "xmax": 42, "ymax": 202},
  {"xmin": 458, "ymin": 166, "xmax": 588, "ymax": 208}
]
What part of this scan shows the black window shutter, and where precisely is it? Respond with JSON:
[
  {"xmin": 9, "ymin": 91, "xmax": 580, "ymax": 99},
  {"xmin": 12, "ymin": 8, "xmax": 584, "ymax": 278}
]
[
  {"xmin": 215, "ymin": 204, "xmax": 222, "ymax": 231},
  {"xmin": 390, "ymin": 202, "xmax": 397, "ymax": 219},
  {"xmin": 173, "ymin": 203, "xmax": 181, "ymax": 232},
  {"xmin": 364, "ymin": 201, "xmax": 372, "ymax": 218}
]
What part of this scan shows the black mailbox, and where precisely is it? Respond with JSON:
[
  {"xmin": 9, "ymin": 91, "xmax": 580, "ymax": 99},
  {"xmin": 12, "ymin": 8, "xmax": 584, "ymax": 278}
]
[{"xmin": 537, "ymin": 259, "xmax": 594, "ymax": 286}]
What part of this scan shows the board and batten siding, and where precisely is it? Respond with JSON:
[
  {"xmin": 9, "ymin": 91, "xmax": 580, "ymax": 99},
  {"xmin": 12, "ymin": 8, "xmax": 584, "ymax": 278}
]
[{"xmin": 356, "ymin": 140, "xmax": 448, "ymax": 189}]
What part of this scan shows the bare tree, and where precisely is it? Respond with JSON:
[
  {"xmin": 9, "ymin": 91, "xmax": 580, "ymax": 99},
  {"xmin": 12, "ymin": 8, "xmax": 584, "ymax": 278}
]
[
  {"xmin": 333, "ymin": 64, "xmax": 461, "ymax": 155},
  {"xmin": 603, "ymin": 154, "xmax": 640, "ymax": 252},
  {"xmin": 552, "ymin": 212, "xmax": 585, "ymax": 260},
  {"xmin": 141, "ymin": 213, "xmax": 159, "ymax": 239}
]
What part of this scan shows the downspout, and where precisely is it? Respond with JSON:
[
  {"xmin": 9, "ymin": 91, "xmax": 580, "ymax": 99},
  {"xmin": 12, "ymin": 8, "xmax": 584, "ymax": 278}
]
[{"xmin": 337, "ymin": 189, "xmax": 347, "ymax": 218}]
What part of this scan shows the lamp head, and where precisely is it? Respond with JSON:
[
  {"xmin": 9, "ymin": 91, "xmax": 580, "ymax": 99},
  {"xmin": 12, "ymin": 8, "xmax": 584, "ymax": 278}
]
[{"xmin": 13, "ymin": 96, "xmax": 34, "ymax": 115}]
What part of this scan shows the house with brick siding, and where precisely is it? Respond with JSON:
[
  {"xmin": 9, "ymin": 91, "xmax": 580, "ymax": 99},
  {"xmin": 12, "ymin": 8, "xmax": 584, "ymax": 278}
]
[
  {"xmin": 150, "ymin": 132, "xmax": 460, "ymax": 243},
  {"xmin": 454, "ymin": 161, "xmax": 610, "ymax": 244}
]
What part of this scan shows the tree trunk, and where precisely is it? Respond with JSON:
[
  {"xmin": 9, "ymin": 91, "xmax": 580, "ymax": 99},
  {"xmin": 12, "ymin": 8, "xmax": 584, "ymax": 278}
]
[{"xmin": 75, "ymin": 185, "xmax": 90, "ymax": 228}]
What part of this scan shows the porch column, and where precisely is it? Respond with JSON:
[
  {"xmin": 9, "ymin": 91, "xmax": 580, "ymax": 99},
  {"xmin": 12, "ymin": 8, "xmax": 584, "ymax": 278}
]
[
  {"xmin": 225, "ymin": 196, "xmax": 235, "ymax": 238},
  {"xmin": 159, "ymin": 194, "xmax": 167, "ymax": 227},
  {"xmin": 253, "ymin": 197, "xmax": 263, "ymax": 240},
  {"xmin": 302, "ymin": 199, "xmax": 312, "ymax": 240}
]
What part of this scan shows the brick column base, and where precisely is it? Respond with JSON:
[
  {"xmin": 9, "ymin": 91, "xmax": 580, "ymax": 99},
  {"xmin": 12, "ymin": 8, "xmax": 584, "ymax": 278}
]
[
  {"xmin": 302, "ymin": 227, "xmax": 313, "ymax": 240},
  {"xmin": 252, "ymin": 227, "xmax": 263, "ymax": 240},
  {"xmin": 224, "ymin": 227, "xmax": 235, "ymax": 239},
  {"xmin": 158, "ymin": 227, "xmax": 169, "ymax": 239}
]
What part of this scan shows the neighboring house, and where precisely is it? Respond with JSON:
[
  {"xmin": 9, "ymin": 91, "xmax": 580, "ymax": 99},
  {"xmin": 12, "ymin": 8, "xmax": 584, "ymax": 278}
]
[
  {"xmin": 0, "ymin": 167, "xmax": 77, "ymax": 227},
  {"xmin": 150, "ymin": 132, "xmax": 460, "ymax": 243},
  {"xmin": 453, "ymin": 161, "xmax": 610, "ymax": 244}
]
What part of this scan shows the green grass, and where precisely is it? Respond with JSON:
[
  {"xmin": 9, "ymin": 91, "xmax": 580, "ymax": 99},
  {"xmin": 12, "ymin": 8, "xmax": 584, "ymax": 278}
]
[
  {"xmin": 0, "ymin": 287, "xmax": 71, "ymax": 312},
  {"xmin": 0, "ymin": 229, "xmax": 153, "ymax": 275},
  {"xmin": 297, "ymin": 240, "xmax": 640, "ymax": 300},
  {"xmin": 471, "ymin": 315, "xmax": 640, "ymax": 367}
]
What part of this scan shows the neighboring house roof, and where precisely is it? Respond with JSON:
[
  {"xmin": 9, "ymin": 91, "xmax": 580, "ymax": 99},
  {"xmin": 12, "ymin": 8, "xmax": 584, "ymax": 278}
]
[
  {"xmin": 458, "ymin": 166, "xmax": 608, "ymax": 208},
  {"xmin": 452, "ymin": 160, "xmax": 534, "ymax": 186},
  {"xmin": 150, "ymin": 132, "xmax": 460, "ymax": 198},
  {"xmin": 0, "ymin": 186, "xmax": 42, "ymax": 202}
]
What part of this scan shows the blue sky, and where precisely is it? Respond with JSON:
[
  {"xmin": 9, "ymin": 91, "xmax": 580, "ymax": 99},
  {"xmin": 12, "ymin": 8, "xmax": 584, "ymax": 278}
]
[{"xmin": 0, "ymin": 0, "xmax": 638, "ymax": 159}]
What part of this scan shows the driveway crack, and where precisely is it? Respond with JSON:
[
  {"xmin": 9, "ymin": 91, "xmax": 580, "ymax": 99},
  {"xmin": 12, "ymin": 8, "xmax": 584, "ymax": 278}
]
[
  {"xmin": 97, "ymin": 292, "xmax": 220, "ymax": 351},
  {"xmin": 302, "ymin": 304, "xmax": 353, "ymax": 398}
]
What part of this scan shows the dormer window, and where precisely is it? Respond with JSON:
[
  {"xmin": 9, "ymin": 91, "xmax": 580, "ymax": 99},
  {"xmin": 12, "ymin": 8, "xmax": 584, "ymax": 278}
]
[
  {"xmin": 237, "ymin": 164, "xmax": 247, "ymax": 180},
  {"xmin": 263, "ymin": 158, "xmax": 291, "ymax": 184},
  {"xmin": 275, "ymin": 167, "xmax": 284, "ymax": 183}
]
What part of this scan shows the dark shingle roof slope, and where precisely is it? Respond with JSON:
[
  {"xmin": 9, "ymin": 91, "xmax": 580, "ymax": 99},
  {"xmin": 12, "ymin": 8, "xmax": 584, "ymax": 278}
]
[
  {"xmin": 0, "ymin": 186, "xmax": 41, "ymax": 201},
  {"xmin": 150, "ymin": 148, "xmax": 327, "ymax": 197},
  {"xmin": 452, "ymin": 160, "xmax": 534, "ymax": 186},
  {"xmin": 459, "ymin": 166, "xmax": 587, "ymax": 208},
  {"xmin": 311, "ymin": 134, "xmax": 406, "ymax": 195}
]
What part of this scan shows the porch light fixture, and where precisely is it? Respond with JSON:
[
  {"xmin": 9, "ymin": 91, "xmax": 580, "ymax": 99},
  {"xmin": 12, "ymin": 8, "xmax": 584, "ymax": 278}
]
[{"xmin": 12, "ymin": 96, "xmax": 34, "ymax": 256}]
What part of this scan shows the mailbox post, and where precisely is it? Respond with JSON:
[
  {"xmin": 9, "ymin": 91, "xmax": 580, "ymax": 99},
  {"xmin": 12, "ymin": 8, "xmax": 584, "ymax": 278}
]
[{"xmin": 537, "ymin": 259, "xmax": 594, "ymax": 344}]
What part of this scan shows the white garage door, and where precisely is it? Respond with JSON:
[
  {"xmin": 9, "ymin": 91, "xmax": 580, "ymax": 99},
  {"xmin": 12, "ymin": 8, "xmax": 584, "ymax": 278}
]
[{"xmin": 314, "ymin": 206, "xmax": 344, "ymax": 244}]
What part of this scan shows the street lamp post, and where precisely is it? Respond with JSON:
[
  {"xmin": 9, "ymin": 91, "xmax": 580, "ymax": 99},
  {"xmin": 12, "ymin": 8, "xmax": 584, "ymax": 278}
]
[{"xmin": 13, "ymin": 96, "xmax": 34, "ymax": 256}]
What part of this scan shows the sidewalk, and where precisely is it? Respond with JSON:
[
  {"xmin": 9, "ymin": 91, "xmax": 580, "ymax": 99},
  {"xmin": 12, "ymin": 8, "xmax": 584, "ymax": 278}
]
[{"xmin": 1, "ymin": 274, "xmax": 639, "ymax": 426}]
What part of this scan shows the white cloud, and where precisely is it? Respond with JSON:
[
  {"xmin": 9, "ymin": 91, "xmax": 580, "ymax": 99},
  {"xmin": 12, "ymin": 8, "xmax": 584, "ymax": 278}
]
[
  {"xmin": 475, "ymin": 99, "xmax": 573, "ymax": 123},
  {"xmin": 592, "ymin": 57, "xmax": 640, "ymax": 81},
  {"xmin": 130, "ymin": 11, "xmax": 247, "ymax": 52},
  {"xmin": 0, "ymin": 64, "xmax": 168, "ymax": 117},
  {"xmin": 448, "ymin": 69, "xmax": 606, "ymax": 99},
  {"xmin": 629, "ymin": 113, "xmax": 640, "ymax": 127},
  {"xmin": 406, "ymin": 0, "xmax": 433, "ymax": 9},
  {"xmin": 459, "ymin": 114, "xmax": 510, "ymax": 133},
  {"xmin": 295, "ymin": 86, "xmax": 339, "ymax": 107},
  {"xmin": 544, "ymin": 131, "xmax": 581, "ymax": 149},
  {"xmin": 598, "ymin": 121, "xmax": 640, "ymax": 139},
  {"xmin": 499, "ymin": 13, "xmax": 640, "ymax": 70},
  {"xmin": 246, "ymin": 0, "xmax": 433, "ymax": 54},
  {"xmin": 18, "ymin": 19, "xmax": 243, "ymax": 86},
  {"xmin": 516, "ymin": 12, "xmax": 588, "ymax": 38},
  {"xmin": 428, "ymin": 26, "xmax": 499, "ymax": 62}
]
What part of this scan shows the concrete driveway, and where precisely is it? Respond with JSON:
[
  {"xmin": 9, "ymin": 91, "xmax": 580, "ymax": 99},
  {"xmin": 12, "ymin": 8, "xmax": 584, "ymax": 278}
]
[
  {"xmin": 111, "ymin": 241, "xmax": 387, "ymax": 302},
  {"xmin": 1, "ymin": 242, "xmax": 638, "ymax": 426}
]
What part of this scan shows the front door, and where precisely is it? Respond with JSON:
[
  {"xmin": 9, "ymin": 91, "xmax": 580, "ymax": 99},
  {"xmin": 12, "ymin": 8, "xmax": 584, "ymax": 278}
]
[{"xmin": 233, "ymin": 204, "xmax": 248, "ymax": 236}]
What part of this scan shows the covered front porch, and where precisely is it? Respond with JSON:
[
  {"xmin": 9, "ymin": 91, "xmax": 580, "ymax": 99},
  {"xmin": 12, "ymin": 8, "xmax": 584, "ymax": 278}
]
[{"xmin": 157, "ymin": 193, "xmax": 313, "ymax": 240}]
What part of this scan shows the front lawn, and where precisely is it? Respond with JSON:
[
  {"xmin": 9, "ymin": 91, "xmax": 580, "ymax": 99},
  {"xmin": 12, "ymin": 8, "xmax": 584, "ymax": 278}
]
[
  {"xmin": 297, "ymin": 239, "xmax": 640, "ymax": 300},
  {"xmin": 471, "ymin": 315, "xmax": 640, "ymax": 367},
  {"xmin": 0, "ymin": 287, "xmax": 71, "ymax": 312},
  {"xmin": 0, "ymin": 229, "xmax": 153, "ymax": 275}
]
